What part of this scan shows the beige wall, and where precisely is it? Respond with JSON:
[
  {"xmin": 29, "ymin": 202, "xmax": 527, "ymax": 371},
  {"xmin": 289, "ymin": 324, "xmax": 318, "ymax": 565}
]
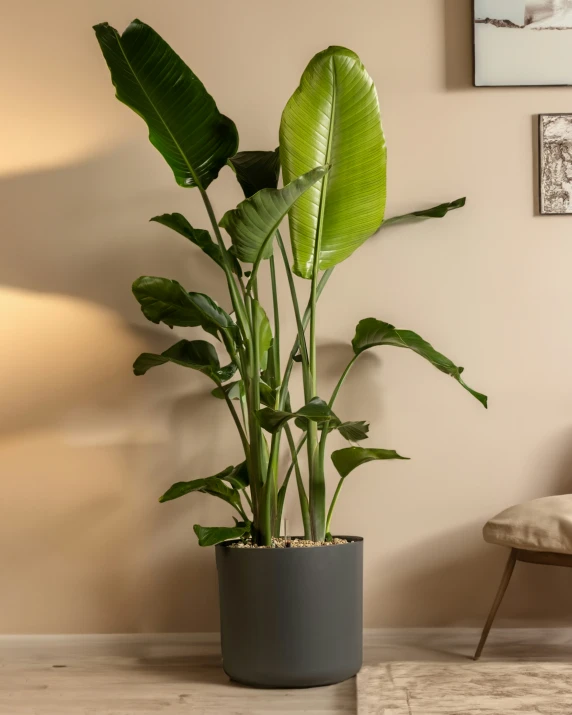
[{"xmin": 2, "ymin": 0, "xmax": 572, "ymax": 633}]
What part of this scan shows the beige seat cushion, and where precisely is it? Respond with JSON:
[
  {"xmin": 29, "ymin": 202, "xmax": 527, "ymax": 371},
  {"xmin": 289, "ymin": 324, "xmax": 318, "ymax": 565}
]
[{"xmin": 483, "ymin": 495, "xmax": 572, "ymax": 554}]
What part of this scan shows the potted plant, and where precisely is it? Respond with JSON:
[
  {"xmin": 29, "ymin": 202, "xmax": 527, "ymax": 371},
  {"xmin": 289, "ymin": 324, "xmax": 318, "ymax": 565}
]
[{"xmin": 94, "ymin": 19, "xmax": 487, "ymax": 688}]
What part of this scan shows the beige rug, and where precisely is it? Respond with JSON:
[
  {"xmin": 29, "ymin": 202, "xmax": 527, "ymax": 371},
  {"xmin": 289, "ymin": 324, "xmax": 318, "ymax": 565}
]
[{"xmin": 357, "ymin": 662, "xmax": 572, "ymax": 714}]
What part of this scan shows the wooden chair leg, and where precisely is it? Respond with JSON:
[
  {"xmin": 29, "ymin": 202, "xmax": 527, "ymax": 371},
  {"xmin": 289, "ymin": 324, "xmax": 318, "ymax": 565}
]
[{"xmin": 473, "ymin": 549, "xmax": 517, "ymax": 660}]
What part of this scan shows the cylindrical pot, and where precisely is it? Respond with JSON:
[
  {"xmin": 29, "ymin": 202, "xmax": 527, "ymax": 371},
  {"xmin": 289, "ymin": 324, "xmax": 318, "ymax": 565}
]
[{"xmin": 215, "ymin": 536, "xmax": 363, "ymax": 688}]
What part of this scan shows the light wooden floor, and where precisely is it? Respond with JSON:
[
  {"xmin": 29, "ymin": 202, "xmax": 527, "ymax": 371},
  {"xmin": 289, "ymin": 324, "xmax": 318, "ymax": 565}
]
[{"xmin": 2, "ymin": 629, "xmax": 572, "ymax": 715}]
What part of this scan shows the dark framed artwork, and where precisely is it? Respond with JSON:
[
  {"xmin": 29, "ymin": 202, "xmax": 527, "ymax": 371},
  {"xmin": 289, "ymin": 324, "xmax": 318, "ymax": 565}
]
[
  {"xmin": 539, "ymin": 114, "xmax": 572, "ymax": 215},
  {"xmin": 473, "ymin": 1, "xmax": 572, "ymax": 86}
]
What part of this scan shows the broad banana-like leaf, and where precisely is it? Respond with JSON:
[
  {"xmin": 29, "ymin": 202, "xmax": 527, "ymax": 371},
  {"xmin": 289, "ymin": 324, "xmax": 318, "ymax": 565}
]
[
  {"xmin": 352, "ymin": 318, "xmax": 487, "ymax": 408},
  {"xmin": 228, "ymin": 149, "xmax": 280, "ymax": 198},
  {"xmin": 94, "ymin": 20, "xmax": 238, "ymax": 189},
  {"xmin": 331, "ymin": 447, "xmax": 409, "ymax": 479},
  {"xmin": 338, "ymin": 421, "xmax": 370, "ymax": 442},
  {"xmin": 280, "ymin": 46, "xmax": 386, "ymax": 278},
  {"xmin": 133, "ymin": 339, "xmax": 236, "ymax": 383},
  {"xmin": 219, "ymin": 166, "xmax": 328, "ymax": 264},
  {"xmin": 159, "ymin": 470, "xmax": 241, "ymax": 511},
  {"xmin": 132, "ymin": 276, "xmax": 237, "ymax": 340},
  {"xmin": 381, "ymin": 198, "xmax": 465, "ymax": 228},
  {"xmin": 193, "ymin": 524, "xmax": 248, "ymax": 547},
  {"xmin": 257, "ymin": 397, "xmax": 337, "ymax": 433}
]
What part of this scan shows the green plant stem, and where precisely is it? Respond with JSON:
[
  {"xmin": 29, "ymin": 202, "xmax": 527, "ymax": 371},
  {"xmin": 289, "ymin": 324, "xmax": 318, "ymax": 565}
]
[
  {"xmin": 234, "ymin": 497, "xmax": 249, "ymax": 523},
  {"xmin": 199, "ymin": 188, "xmax": 250, "ymax": 340},
  {"xmin": 218, "ymin": 380, "xmax": 250, "ymax": 458},
  {"xmin": 325, "ymin": 477, "xmax": 344, "ymax": 534},
  {"xmin": 320, "ymin": 355, "xmax": 361, "ymax": 533},
  {"xmin": 242, "ymin": 488, "xmax": 253, "ymax": 513},
  {"xmin": 269, "ymin": 254, "xmax": 281, "ymax": 392},
  {"xmin": 276, "ymin": 231, "xmax": 311, "ymax": 403},
  {"xmin": 307, "ymin": 211, "xmax": 331, "ymax": 540},
  {"xmin": 279, "ymin": 268, "xmax": 334, "ymax": 411},
  {"xmin": 238, "ymin": 381, "xmax": 249, "ymax": 439},
  {"xmin": 284, "ymin": 425, "xmax": 311, "ymax": 539},
  {"xmin": 328, "ymin": 355, "xmax": 358, "ymax": 409},
  {"xmin": 250, "ymin": 286, "xmax": 274, "ymax": 545},
  {"xmin": 276, "ymin": 432, "xmax": 307, "ymax": 524}
]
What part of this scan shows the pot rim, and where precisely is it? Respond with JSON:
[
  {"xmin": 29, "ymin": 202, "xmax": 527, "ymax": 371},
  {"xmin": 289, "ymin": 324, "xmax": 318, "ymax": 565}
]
[{"xmin": 216, "ymin": 535, "xmax": 363, "ymax": 551}]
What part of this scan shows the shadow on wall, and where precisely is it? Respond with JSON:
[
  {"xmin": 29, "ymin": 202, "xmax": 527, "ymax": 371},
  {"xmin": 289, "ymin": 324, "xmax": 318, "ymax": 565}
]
[
  {"xmin": 369, "ymin": 519, "xmax": 572, "ymax": 629},
  {"xmin": 0, "ymin": 141, "xmax": 247, "ymax": 633},
  {"xmin": 0, "ymin": 141, "xmax": 231, "ymax": 318},
  {"xmin": 443, "ymin": 0, "xmax": 474, "ymax": 90},
  {"xmin": 367, "ymin": 430, "xmax": 572, "ymax": 629}
]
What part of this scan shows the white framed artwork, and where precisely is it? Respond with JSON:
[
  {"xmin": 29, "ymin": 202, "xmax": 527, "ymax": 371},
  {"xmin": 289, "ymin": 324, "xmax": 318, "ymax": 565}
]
[{"xmin": 474, "ymin": 1, "xmax": 572, "ymax": 86}]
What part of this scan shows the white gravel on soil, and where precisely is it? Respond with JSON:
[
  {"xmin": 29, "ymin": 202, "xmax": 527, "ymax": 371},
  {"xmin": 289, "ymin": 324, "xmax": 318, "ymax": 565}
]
[{"xmin": 228, "ymin": 537, "xmax": 349, "ymax": 549}]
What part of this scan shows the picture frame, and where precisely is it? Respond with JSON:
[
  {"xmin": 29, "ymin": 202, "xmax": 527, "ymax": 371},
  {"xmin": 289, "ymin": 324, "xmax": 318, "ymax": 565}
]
[
  {"xmin": 538, "ymin": 114, "xmax": 572, "ymax": 215},
  {"xmin": 473, "ymin": 1, "xmax": 572, "ymax": 87}
]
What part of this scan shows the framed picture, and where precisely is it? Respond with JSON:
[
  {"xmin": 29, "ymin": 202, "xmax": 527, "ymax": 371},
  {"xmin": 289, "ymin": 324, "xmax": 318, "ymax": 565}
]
[
  {"xmin": 539, "ymin": 114, "xmax": 572, "ymax": 215},
  {"xmin": 473, "ymin": 1, "xmax": 572, "ymax": 86}
]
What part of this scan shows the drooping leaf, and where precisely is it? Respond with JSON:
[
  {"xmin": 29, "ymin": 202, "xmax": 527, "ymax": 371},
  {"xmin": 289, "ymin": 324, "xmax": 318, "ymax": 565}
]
[
  {"xmin": 257, "ymin": 397, "xmax": 337, "ymax": 434},
  {"xmin": 233, "ymin": 517, "xmax": 251, "ymax": 529},
  {"xmin": 280, "ymin": 46, "xmax": 386, "ymax": 278},
  {"xmin": 222, "ymin": 461, "xmax": 250, "ymax": 490},
  {"xmin": 337, "ymin": 421, "xmax": 370, "ymax": 442},
  {"xmin": 133, "ymin": 339, "xmax": 236, "ymax": 382},
  {"xmin": 212, "ymin": 380, "xmax": 275, "ymax": 407},
  {"xmin": 150, "ymin": 213, "xmax": 225, "ymax": 267},
  {"xmin": 159, "ymin": 470, "xmax": 241, "ymax": 511},
  {"xmin": 381, "ymin": 198, "xmax": 466, "ymax": 228},
  {"xmin": 228, "ymin": 149, "xmax": 281, "ymax": 198},
  {"xmin": 193, "ymin": 524, "xmax": 248, "ymax": 547},
  {"xmin": 94, "ymin": 19, "xmax": 238, "ymax": 189},
  {"xmin": 211, "ymin": 380, "xmax": 242, "ymax": 401},
  {"xmin": 331, "ymin": 447, "xmax": 409, "ymax": 479},
  {"xmin": 351, "ymin": 318, "xmax": 487, "ymax": 408},
  {"xmin": 132, "ymin": 276, "xmax": 237, "ymax": 340},
  {"xmin": 219, "ymin": 166, "xmax": 328, "ymax": 264}
]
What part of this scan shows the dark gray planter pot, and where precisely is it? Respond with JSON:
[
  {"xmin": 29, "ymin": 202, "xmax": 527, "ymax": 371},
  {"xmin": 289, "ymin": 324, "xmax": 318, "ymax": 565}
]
[{"xmin": 215, "ymin": 536, "xmax": 363, "ymax": 688}]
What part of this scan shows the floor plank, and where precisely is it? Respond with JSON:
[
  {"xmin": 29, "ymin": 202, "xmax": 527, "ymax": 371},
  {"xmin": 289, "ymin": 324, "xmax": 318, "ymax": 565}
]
[{"xmin": 1, "ymin": 629, "xmax": 571, "ymax": 715}]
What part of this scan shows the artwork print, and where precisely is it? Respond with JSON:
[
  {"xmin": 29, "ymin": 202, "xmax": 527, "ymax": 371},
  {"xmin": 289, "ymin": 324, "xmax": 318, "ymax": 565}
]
[
  {"xmin": 539, "ymin": 115, "xmax": 572, "ymax": 215},
  {"xmin": 474, "ymin": 1, "xmax": 572, "ymax": 86}
]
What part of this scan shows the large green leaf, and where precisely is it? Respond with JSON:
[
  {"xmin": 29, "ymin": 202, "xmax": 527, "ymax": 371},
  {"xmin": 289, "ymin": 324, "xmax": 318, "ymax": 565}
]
[
  {"xmin": 228, "ymin": 149, "xmax": 280, "ymax": 198},
  {"xmin": 159, "ymin": 469, "xmax": 241, "ymax": 511},
  {"xmin": 219, "ymin": 166, "xmax": 328, "ymax": 264},
  {"xmin": 151, "ymin": 213, "xmax": 242, "ymax": 277},
  {"xmin": 331, "ymin": 447, "xmax": 409, "ymax": 478},
  {"xmin": 150, "ymin": 213, "xmax": 224, "ymax": 267},
  {"xmin": 94, "ymin": 19, "xmax": 238, "ymax": 189},
  {"xmin": 257, "ymin": 397, "xmax": 337, "ymax": 434},
  {"xmin": 280, "ymin": 46, "xmax": 386, "ymax": 278},
  {"xmin": 132, "ymin": 276, "xmax": 237, "ymax": 340},
  {"xmin": 351, "ymin": 318, "xmax": 487, "ymax": 408},
  {"xmin": 193, "ymin": 524, "xmax": 248, "ymax": 547},
  {"xmin": 133, "ymin": 339, "xmax": 236, "ymax": 382},
  {"xmin": 382, "ymin": 198, "xmax": 465, "ymax": 228}
]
